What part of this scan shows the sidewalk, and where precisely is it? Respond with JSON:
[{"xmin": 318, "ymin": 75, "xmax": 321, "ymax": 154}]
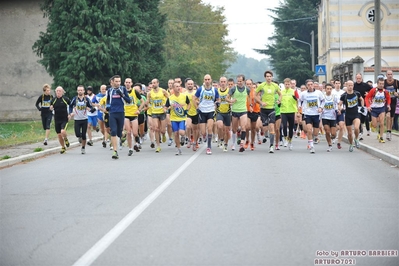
[
  {"xmin": 0, "ymin": 132, "xmax": 103, "ymax": 169},
  {"xmin": 342, "ymin": 130, "xmax": 399, "ymax": 166}
]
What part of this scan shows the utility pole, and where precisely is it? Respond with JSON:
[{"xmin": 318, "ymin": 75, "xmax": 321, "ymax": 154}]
[
  {"xmin": 374, "ymin": 0, "xmax": 381, "ymax": 80},
  {"xmin": 311, "ymin": 30, "xmax": 315, "ymax": 76}
]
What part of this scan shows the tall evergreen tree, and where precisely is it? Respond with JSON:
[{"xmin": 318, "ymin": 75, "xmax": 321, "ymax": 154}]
[
  {"xmin": 255, "ymin": 0, "xmax": 320, "ymax": 85},
  {"xmin": 33, "ymin": 0, "xmax": 165, "ymax": 95}
]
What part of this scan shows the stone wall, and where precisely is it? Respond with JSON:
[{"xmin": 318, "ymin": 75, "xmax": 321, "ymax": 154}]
[{"xmin": 0, "ymin": 0, "xmax": 52, "ymax": 122}]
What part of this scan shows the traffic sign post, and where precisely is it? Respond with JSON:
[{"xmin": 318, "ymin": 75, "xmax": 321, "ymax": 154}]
[{"xmin": 315, "ymin": 65, "xmax": 326, "ymax": 76}]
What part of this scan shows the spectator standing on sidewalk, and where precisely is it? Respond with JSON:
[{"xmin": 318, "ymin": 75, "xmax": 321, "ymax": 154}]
[
  {"xmin": 384, "ymin": 70, "xmax": 399, "ymax": 140},
  {"xmin": 394, "ymin": 99, "xmax": 399, "ymax": 131}
]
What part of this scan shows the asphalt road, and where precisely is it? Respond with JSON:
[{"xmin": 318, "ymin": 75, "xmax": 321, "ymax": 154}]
[{"xmin": 1, "ymin": 138, "xmax": 398, "ymax": 266}]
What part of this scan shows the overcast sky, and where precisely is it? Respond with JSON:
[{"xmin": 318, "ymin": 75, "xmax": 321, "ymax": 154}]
[{"xmin": 202, "ymin": 0, "xmax": 281, "ymax": 60}]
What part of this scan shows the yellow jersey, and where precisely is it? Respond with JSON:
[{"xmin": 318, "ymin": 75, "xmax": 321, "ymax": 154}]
[
  {"xmin": 186, "ymin": 90, "xmax": 197, "ymax": 116},
  {"xmin": 124, "ymin": 89, "xmax": 140, "ymax": 116},
  {"xmin": 218, "ymin": 87, "xmax": 230, "ymax": 113},
  {"xmin": 150, "ymin": 88, "xmax": 167, "ymax": 115},
  {"xmin": 168, "ymin": 93, "xmax": 189, "ymax": 121}
]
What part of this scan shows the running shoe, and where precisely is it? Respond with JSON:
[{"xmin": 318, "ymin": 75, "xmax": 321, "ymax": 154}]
[
  {"xmin": 231, "ymin": 144, "xmax": 236, "ymax": 151},
  {"xmin": 223, "ymin": 144, "xmax": 228, "ymax": 152},
  {"xmin": 204, "ymin": 136, "xmax": 207, "ymax": 143},
  {"xmin": 193, "ymin": 143, "xmax": 197, "ymax": 151},
  {"xmin": 283, "ymin": 138, "xmax": 288, "ymax": 147},
  {"xmin": 134, "ymin": 144, "xmax": 140, "ymax": 152},
  {"xmin": 377, "ymin": 134, "xmax": 380, "ymax": 140},
  {"xmin": 310, "ymin": 147, "xmax": 315, "ymax": 154},
  {"xmin": 128, "ymin": 149, "xmax": 133, "ymax": 156},
  {"xmin": 60, "ymin": 147, "xmax": 66, "ymax": 154},
  {"xmin": 168, "ymin": 138, "xmax": 173, "ymax": 146},
  {"xmin": 337, "ymin": 143, "xmax": 342, "ymax": 149},
  {"xmin": 175, "ymin": 148, "xmax": 181, "ymax": 155},
  {"xmin": 112, "ymin": 151, "xmax": 119, "ymax": 159},
  {"xmin": 81, "ymin": 147, "xmax": 85, "ymax": 154},
  {"xmin": 162, "ymin": 134, "xmax": 167, "ymax": 143},
  {"xmin": 237, "ymin": 137, "xmax": 241, "ymax": 145},
  {"xmin": 262, "ymin": 137, "xmax": 267, "ymax": 143},
  {"xmin": 367, "ymin": 130, "xmax": 370, "ymax": 136},
  {"xmin": 275, "ymin": 145, "xmax": 280, "ymax": 150},
  {"xmin": 257, "ymin": 132, "xmax": 261, "ymax": 143},
  {"xmin": 269, "ymin": 146, "xmax": 274, "ymax": 153},
  {"xmin": 332, "ymin": 138, "xmax": 336, "ymax": 144},
  {"xmin": 198, "ymin": 137, "xmax": 203, "ymax": 144},
  {"xmin": 289, "ymin": 143, "xmax": 293, "ymax": 150},
  {"xmin": 64, "ymin": 138, "xmax": 70, "ymax": 148},
  {"xmin": 196, "ymin": 143, "xmax": 199, "ymax": 149},
  {"xmin": 327, "ymin": 146, "xmax": 332, "ymax": 152},
  {"xmin": 96, "ymin": 126, "xmax": 100, "ymax": 132},
  {"xmin": 279, "ymin": 141, "xmax": 283, "ymax": 146},
  {"xmin": 43, "ymin": 139, "xmax": 48, "ymax": 146},
  {"xmin": 102, "ymin": 140, "xmax": 106, "ymax": 148},
  {"xmin": 78, "ymin": 137, "xmax": 82, "ymax": 144},
  {"xmin": 150, "ymin": 142, "xmax": 155, "ymax": 148},
  {"xmin": 258, "ymin": 139, "xmax": 262, "ymax": 145},
  {"xmin": 314, "ymin": 138, "xmax": 320, "ymax": 144},
  {"xmin": 180, "ymin": 136, "xmax": 185, "ymax": 146},
  {"xmin": 218, "ymin": 141, "xmax": 223, "ymax": 148},
  {"xmin": 349, "ymin": 145, "xmax": 354, "ymax": 152},
  {"xmin": 250, "ymin": 143, "xmax": 254, "ymax": 151},
  {"xmin": 87, "ymin": 140, "xmax": 93, "ymax": 146},
  {"xmin": 386, "ymin": 132, "xmax": 391, "ymax": 141},
  {"xmin": 244, "ymin": 141, "xmax": 249, "ymax": 149},
  {"xmin": 296, "ymin": 131, "xmax": 300, "ymax": 137},
  {"xmin": 359, "ymin": 133, "xmax": 363, "ymax": 141},
  {"xmin": 239, "ymin": 144, "xmax": 245, "ymax": 152},
  {"xmin": 206, "ymin": 148, "xmax": 212, "ymax": 155},
  {"xmin": 354, "ymin": 139, "xmax": 360, "ymax": 149},
  {"xmin": 121, "ymin": 133, "xmax": 127, "ymax": 143},
  {"xmin": 187, "ymin": 141, "xmax": 191, "ymax": 148},
  {"xmin": 379, "ymin": 138, "xmax": 385, "ymax": 143},
  {"xmin": 155, "ymin": 147, "xmax": 161, "ymax": 153}
]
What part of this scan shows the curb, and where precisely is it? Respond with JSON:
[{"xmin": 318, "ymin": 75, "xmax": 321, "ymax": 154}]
[
  {"xmin": 0, "ymin": 137, "xmax": 102, "ymax": 169},
  {"xmin": 342, "ymin": 137, "xmax": 399, "ymax": 167}
]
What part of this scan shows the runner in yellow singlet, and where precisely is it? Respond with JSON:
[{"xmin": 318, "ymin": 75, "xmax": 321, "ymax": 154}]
[{"xmin": 146, "ymin": 78, "xmax": 169, "ymax": 152}]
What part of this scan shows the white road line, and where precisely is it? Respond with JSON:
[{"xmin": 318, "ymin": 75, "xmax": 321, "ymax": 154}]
[{"xmin": 72, "ymin": 145, "xmax": 206, "ymax": 266}]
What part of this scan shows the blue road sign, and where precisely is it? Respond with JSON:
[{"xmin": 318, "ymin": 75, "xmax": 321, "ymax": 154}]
[{"xmin": 315, "ymin": 65, "xmax": 326, "ymax": 76}]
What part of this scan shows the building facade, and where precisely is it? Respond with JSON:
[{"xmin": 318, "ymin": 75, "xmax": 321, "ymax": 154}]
[
  {"xmin": 0, "ymin": 0, "xmax": 52, "ymax": 121},
  {"xmin": 318, "ymin": 0, "xmax": 399, "ymax": 83}
]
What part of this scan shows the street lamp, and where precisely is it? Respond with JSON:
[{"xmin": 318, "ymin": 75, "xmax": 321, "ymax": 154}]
[{"xmin": 290, "ymin": 31, "xmax": 315, "ymax": 73}]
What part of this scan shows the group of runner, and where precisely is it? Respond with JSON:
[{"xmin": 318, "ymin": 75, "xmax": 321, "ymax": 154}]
[{"xmin": 35, "ymin": 70, "xmax": 398, "ymax": 159}]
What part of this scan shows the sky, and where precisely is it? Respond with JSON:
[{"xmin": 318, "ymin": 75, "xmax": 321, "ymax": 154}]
[{"xmin": 202, "ymin": 0, "xmax": 281, "ymax": 60}]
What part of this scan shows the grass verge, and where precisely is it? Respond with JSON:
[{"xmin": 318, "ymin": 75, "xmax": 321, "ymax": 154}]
[{"xmin": 0, "ymin": 120, "xmax": 75, "ymax": 147}]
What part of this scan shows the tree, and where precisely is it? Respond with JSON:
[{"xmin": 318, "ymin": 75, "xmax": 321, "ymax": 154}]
[
  {"xmin": 255, "ymin": 0, "xmax": 320, "ymax": 85},
  {"xmin": 33, "ymin": 0, "xmax": 165, "ymax": 96},
  {"xmin": 159, "ymin": 0, "xmax": 236, "ymax": 84},
  {"xmin": 226, "ymin": 54, "xmax": 273, "ymax": 83}
]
